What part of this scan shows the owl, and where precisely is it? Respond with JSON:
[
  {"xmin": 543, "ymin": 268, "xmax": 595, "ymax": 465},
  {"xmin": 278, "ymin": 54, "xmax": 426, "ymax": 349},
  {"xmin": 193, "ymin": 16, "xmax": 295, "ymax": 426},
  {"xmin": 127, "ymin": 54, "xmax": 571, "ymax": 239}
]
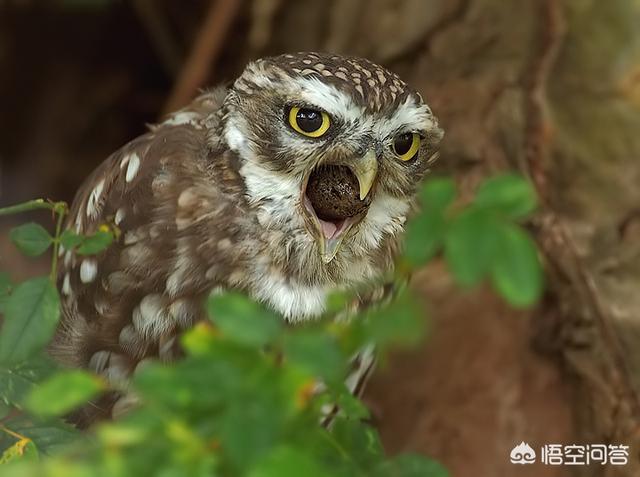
[{"xmin": 51, "ymin": 52, "xmax": 443, "ymax": 425}]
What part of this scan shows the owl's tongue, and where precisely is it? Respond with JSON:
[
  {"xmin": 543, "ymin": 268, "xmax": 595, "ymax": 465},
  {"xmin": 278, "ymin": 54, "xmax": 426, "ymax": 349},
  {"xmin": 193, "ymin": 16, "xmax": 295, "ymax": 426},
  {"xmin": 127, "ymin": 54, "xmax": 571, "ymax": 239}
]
[{"xmin": 319, "ymin": 218, "xmax": 343, "ymax": 239}]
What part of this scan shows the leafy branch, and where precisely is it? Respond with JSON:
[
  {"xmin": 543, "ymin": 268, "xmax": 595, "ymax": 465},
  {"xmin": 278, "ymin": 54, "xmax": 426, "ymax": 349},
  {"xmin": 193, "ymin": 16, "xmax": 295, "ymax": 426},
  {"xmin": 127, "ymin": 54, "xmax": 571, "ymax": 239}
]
[{"xmin": 0, "ymin": 174, "xmax": 543, "ymax": 476}]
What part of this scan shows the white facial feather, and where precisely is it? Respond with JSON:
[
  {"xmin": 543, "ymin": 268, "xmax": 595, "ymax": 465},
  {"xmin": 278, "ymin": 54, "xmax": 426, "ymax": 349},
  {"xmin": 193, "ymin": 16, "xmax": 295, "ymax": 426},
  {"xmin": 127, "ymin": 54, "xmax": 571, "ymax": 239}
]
[
  {"xmin": 291, "ymin": 76, "xmax": 365, "ymax": 124},
  {"xmin": 384, "ymin": 96, "xmax": 440, "ymax": 138},
  {"xmin": 251, "ymin": 273, "xmax": 328, "ymax": 321}
]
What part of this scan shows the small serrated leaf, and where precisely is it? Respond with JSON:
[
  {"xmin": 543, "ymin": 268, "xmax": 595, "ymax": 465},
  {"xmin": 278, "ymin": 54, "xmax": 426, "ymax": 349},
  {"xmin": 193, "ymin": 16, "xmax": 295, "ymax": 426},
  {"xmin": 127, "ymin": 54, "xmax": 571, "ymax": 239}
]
[
  {"xmin": 59, "ymin": 229, "xmax": 84, "ymax": 249},
  {"xmin": 0, "ymin": 437, "xmax": 38, "ymax": 464},
  {"xmin": 0, "ymin": 355, "xmax": 58, "ymax": 407},
  {"xmin": 284, "ymin": 331, "xmax": 344, "ymax": 384},
  {"xmin": 0, "ymin": 414, "xmax": 78, "ymax": 455},
  {"xmin": 444, "ymin": 208, "xmax": 498, "ymax": 286},
  {"xmin": 9, "ymin": 223, "xmax": 52, "ymax": 257},
  {"xmin": 363, "ymin": 290, "xmax": 425, "ymax": 349},
  {"xmin": 0, "ymin": 271, "xmax": 12, "ymax": 314},
  {"xmin": 418, "ymin": 177, "xmax": 456, "ymax": 211},
  {"xmin": 490, "ymin": 224, "xmax": 544, "ymax": 307},
  {"xmin": 76, "ymin": 229, "xmax": 113, "ymax": 255},
  {"xmin": 207, "ymin": 293, "xmax": 282, "ymax": 347},
  {"xmin": 403, "ymin": 210, "xmax": 446, "ymax": 266},
  {"xmin": 25, "ymin": 370, "xmax": 105, "ymax": 417},
  {"xmin": 0, "ymin": 277, "xmax": 60, "ymax": 365},
  {"xmin": 475, "ymin": 174, "xmax": 537, "ymax": 219},
  {"xmin": 402, "ymin": 178, "xmax": 456, "ymax": 267},
  {"xmin": 250, "ymin": 447, "xmax": 329, "ymax": 477}
]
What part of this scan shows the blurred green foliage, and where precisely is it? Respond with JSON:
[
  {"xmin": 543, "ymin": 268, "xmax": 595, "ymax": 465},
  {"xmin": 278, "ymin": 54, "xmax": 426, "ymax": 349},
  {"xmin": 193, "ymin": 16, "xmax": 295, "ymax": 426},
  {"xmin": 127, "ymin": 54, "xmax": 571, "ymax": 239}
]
[{"xmin": 0, "ymin": 174, "xmax": 542, "ymax": 476}]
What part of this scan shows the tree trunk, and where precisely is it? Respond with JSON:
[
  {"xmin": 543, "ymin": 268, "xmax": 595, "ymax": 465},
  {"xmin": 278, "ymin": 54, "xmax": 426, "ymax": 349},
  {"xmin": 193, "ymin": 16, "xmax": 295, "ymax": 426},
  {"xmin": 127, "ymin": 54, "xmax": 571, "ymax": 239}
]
[{"xmin": 256, "ymin": 1, "xmax": 640, "ymax": 475}]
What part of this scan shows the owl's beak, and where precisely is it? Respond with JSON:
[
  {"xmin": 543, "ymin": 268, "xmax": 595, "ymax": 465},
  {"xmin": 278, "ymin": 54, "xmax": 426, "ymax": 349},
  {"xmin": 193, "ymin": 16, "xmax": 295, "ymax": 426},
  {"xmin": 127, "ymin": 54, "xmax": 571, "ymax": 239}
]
[
  {"xmin": 302, "ymin": 149, "xmax": 379, "ymax": 263},
  {"xmin": 349, "ymin": 150, "xmax": 378, "ymax": 200},
  {"xmin": 302, "ymin": 195, "xmax": 359, "ymax": 263}
]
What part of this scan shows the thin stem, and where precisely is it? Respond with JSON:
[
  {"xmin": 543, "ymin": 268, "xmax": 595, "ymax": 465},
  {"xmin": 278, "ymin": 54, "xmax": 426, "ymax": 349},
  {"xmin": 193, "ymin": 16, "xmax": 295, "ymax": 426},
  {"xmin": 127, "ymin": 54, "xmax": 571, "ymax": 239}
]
[
  {"xmin": 0, "ymin": 423, "xmax": 29, "ymax": 442},
  {"xmin": 0, "ymin": 199, "xmax": 53, "ymax": 216},
  {"xmin": 50, "ymin": 203, "xmax": 68, "ymax": 283}
]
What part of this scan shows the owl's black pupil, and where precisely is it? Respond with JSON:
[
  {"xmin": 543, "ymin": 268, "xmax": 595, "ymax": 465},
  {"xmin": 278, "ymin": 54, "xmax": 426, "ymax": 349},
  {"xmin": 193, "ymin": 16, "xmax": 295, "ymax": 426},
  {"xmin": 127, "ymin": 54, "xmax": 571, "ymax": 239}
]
[
  {"xmin": 394, "ymin": 133, "xmax": 413, "ymax": 155},
  {"xmin": 296, "ymin": 109, "xmax": 322, "ymax": 132}
]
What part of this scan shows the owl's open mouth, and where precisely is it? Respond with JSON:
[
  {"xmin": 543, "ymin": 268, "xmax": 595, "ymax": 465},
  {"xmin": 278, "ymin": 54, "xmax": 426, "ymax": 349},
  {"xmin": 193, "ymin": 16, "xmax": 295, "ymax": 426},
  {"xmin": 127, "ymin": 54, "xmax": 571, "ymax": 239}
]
[{"xmin": 302, "ymin": 165, "xmax": 373, "ymax": 263}]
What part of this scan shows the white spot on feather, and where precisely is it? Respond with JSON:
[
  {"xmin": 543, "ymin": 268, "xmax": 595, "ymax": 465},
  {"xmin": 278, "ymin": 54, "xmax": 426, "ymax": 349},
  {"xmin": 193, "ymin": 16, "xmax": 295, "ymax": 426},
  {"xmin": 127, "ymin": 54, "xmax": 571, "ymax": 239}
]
[
  {"xmin": 132, "ymin": 294, "xmax": 172, "ymax": 338},
  {"xmin": 162, "ymin": 112, "xmax": 200, "ymax": 127},
  {"xmin": 64, "ymin": 250, "xmax": 72, "ymax": 267},
  {"xmin": 125, "ymin": 153, "xmax": 141, "ymax": 182},
  {"xmin": 103, "ymin": 353, "xmax": 130, "ymax": 385},
  {"xmin": 115, "ymin": 208, "xmax": 126, "ymax": 225},
  {"xmin": 62, "ymin": 273, "xmax": 72, "ymax": 296},
  {"xmin": 79, "ymin": 259, "xmax": 98, "ymax": 283},
  {"xmin": 88, "ymin": 350, "xmax": 111, "ymax": 373},
  {"xmin": 169, "ymin": 299, "xmax": 198, "ymax": 329},
  {"xmin": 86, "ymin": 178, "xmax": 105, "ymax": 219}
]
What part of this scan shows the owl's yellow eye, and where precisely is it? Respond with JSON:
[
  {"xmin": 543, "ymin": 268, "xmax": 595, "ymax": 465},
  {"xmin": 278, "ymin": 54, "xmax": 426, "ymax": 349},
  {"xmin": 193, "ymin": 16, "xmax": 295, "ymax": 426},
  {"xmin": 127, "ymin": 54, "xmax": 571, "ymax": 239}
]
[
  {"xmin": 288, "ymin": 106, "xmax": 330, "ymax": 138},
  {"xmin": 392, "ymin": 133, "xmax": 421, "ymax": 161}
]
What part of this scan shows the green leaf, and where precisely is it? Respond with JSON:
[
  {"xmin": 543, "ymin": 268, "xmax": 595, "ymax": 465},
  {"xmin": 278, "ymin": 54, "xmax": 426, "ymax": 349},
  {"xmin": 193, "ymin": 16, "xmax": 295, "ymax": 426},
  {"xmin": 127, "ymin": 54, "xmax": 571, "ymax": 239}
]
[
  {"xmin": 207, "ymin": 293, "xmax": 282, "ymax": 347},
  {"xmin": 76, "ymin": 230, "xmax": 113, "ymax": 255},
  {"xmin": 218, "ymin": 396, "xmax": 284, "ymax": 472},
  {"xmin": 0, "ymin": 355, "xmax": 58, "ymax": 407},
  {"xmin": 364, "ymin": 290, "xmax": 425, "ymax": 349},
  {"xmin": 336, "ymin": 390, "xmax": 370, "ymax": 420},
  {"xmin": 475, "ymin": 174, "xmax": 537, "ymax": 219},
  {"xmin": 284, "ymin": 331, "xmax": 344, "ymax": 384},
  {"xmin": 403, "ymin": 178, "xmax": 457, "ymax": 267},
  {"xmin": 0, "ymin": 401, "xmax": 9, "ymax": 420},
  {"xmin": 418, "ymin": 177, "xmax": 456, "ymax": 211},
  {"xmin": 331, "ymin": 418, "xmax": 385, "ymax": 470},
  {"xmin": 59, "ymin": 230, "xmax": 83, "ymax": 249},
  {"xmin": 0, "ymin": 415, "xmax": 78, "ymax": 456},
  {"xmin": 250, "ymin": 447, "xmax": 329, "ymax": 477},
  {"xmin": 0, "ymin": 277, "xmax": 61, "ymax": 365},
  {"xmin": 376, "ymin": 454, "xmax": 450, "ymax": 477},
  {"xmin": 324, "ymin": 290, "xmax": 354, "ymax": 316},
  {"xmin": 25, "ymin": 370, "xmax": 104, "ymax": 417},
  {"xmin": 403, "ymin": 211, "xmax": 446, "ymax": 267},
  {"xmin": 0, "ymin": 271, "xmax": 12, "ymax": 314},
  {"xmin": 0, "ymin": 437, "xmax": 38, "ymax": 464},
  {"xmin": 490, "ymin": 224, "xmax": 543, "ymax": 307},
  {"xmin": 9, "ymin": 223, "xmax": 52, "ymax": 257},
  {"xmin": 444, "ymin": 207, "xmax": 498, "ymax": 287}
]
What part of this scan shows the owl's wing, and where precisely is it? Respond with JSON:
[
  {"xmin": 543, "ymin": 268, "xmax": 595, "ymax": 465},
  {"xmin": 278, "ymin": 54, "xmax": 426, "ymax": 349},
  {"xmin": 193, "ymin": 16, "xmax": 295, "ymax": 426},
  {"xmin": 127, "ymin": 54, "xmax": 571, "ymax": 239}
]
[
  {"xmin": 51, "ymin": 90, "xmax": 244, "ymax": 427},
  {"xmin": 51, "ymin": 90, "xmax": 233, "ymax": 370}
]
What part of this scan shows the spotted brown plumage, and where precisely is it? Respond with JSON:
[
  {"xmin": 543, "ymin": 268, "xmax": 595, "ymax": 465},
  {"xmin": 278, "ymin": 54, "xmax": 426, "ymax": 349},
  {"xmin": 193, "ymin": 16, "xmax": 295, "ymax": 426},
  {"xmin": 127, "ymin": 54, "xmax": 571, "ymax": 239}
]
[{"xmin": 50, "ymin": 52, "xmax": 443, "ymax": 425}]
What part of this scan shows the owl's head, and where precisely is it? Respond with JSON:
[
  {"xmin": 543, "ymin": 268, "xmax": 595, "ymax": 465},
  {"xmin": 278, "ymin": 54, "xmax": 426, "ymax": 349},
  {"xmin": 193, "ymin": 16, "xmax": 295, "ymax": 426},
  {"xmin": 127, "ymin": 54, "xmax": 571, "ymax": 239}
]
[{"xmin": 222, "ymin": 53, "xmax": 442, "ymax": 279}]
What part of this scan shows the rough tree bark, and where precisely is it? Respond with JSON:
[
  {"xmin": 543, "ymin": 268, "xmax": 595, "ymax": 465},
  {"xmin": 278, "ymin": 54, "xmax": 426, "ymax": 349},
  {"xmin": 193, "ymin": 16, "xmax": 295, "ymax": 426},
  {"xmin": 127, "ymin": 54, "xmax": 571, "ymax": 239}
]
[{"xmin": 246, "ymin": 1, "xmax": 640, "ymax": 476}]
